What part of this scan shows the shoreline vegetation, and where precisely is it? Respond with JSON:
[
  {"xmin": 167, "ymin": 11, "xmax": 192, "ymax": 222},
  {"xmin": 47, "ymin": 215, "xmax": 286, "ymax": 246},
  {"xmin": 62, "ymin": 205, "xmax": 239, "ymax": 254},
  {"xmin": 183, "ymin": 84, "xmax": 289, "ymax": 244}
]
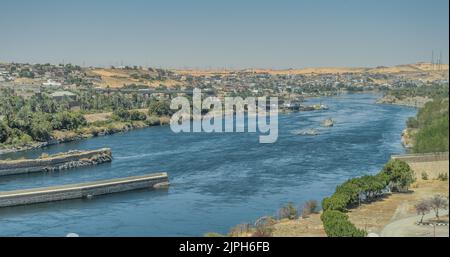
[
  {"xmin": 0, "ymin": 86, "xmax": 176, "ymax": 155},
  {"xmin": 0, "ymin": 90, "xmax": 422, "ymax": 155},
  {"xmin": 211, "ymin": 154, "xmax": 449, "ymax": 238},
  {"xmin": 0, "ymin": 62, "xmax": 448, "ymax": 237},
  {"xmin": 0, "ymin": 90, "xmax": 378, "ymax": 155},
  {"xmin": 216, "ymin": 86, "xmax": 449, "ymax": 237}
]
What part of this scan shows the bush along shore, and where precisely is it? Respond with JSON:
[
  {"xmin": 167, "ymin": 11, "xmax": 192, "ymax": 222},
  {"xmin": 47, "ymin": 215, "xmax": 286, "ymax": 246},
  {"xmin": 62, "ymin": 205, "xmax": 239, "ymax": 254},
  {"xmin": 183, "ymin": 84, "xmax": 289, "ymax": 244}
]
[
  {"xmin": 320, "ymin": 159, "xmax": 415, "ymax": 237},
  {"xmin": 0, "ymin": 117, "xmax": 169, "ymax": 155},
  {"xmin": 217, "ymin": 159, "xmax": 416, "ymax": 237},
  {"xmin": 405, "ymin": 98, "xmax": 449, "ymax": 153},
  {"xmin": 0, "ymin": 98, "xmax": 174, "ymax": 155},
  {"xmin": 0, "ymin": 88, "xmax": 177, "ymax": 154}
]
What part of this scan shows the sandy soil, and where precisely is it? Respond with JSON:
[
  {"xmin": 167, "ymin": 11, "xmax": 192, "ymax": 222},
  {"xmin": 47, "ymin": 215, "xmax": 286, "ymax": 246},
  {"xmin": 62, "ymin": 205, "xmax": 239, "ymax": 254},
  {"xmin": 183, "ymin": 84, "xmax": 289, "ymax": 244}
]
[
  {"xmin": 174, "ymin": 63, "xmax": 449, "ymax": 78},
  {"xmin": 88, "ymin": 68, "xmax": 182, "ymax": 88},
  {"xmin": 84, "ymin": 112, "xmax": 112, "ymax": 123},
  {"xmin": 263, "ymin": 159, "xmax": 449, "ymax": 237},
  {"xmin": 409, "ymin": 161, "xmax": 449, "ymax": 181}
]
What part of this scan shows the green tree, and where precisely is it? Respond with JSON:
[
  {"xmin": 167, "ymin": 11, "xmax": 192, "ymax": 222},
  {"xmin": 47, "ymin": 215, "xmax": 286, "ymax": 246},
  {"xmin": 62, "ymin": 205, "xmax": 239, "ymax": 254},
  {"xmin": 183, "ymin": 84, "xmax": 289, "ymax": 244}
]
[
  {"xmin": 321, "ymin": 210, "xmax": 367, "ymax": 237},
  {"xmin": 148, "ymin": 100, "xmax": 172, "ymax": 116},
  {"xmin": 0, "ymin": 121, "xmax": 10, "ymax": 143},
  {"xmin": 30, "ymin": 114, "xmax": 53, "ymax": 141},
  {"xmin": 382, "ymin": 159, "xmax": 415, "ymax": 192}
]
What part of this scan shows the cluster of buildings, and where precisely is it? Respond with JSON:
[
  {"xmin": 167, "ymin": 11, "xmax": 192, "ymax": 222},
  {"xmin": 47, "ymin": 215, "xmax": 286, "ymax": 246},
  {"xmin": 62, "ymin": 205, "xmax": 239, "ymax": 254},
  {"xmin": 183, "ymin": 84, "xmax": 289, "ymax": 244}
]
[{"xmin": 0, "ymin": 62, "xmax": 448, "ymax": 106}]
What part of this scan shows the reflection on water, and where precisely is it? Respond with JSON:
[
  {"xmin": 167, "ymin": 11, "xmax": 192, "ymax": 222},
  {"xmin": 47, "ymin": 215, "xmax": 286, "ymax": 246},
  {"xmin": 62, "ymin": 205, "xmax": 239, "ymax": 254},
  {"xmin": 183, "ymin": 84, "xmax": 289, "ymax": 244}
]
[{"xmin": 0, "ymin": 93, "xmax": 416, "ymax": 236}]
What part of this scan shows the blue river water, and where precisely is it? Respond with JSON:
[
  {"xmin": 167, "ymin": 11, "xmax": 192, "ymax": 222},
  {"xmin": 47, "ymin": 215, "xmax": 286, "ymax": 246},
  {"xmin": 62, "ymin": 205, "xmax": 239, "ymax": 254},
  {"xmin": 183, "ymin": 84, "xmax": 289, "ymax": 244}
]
[{"xmin": 0, "ymin": 93, "xmax": 416, "ymax": 236}]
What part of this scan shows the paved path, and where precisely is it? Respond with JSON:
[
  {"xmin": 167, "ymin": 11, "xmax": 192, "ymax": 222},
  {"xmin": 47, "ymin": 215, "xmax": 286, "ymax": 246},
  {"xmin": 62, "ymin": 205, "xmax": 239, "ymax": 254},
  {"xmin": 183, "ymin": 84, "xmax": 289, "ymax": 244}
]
[{"xmin": 381, "ymin": 210, "xmax": 449, "ymax": 237}]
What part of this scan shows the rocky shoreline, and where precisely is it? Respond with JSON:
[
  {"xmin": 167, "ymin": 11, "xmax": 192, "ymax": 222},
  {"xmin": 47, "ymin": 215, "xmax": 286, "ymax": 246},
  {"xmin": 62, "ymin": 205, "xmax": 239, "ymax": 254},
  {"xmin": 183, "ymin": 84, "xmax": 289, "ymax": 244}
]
[
  {"xmin": 401, "ymin": 128, "xmax": 417, "ymax": 150},
  {"xmin": 0, "ymin": 148, "xmax": 112, "ymax": 176},
  {"xmin": 376, "ymin": 95, "xmax": 431, "ymax": 108},
  {"xmin": 0, "ymin": 119, "xmax": 169, "ymax": 156}
]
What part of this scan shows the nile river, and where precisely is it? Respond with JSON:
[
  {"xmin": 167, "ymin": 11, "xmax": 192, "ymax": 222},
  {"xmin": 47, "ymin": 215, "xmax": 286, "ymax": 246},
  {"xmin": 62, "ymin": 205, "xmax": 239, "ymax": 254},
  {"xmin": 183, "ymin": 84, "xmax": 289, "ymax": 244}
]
[{"xmin": 0, "ymin": 93, "xmax": 416, "ymax": 236}]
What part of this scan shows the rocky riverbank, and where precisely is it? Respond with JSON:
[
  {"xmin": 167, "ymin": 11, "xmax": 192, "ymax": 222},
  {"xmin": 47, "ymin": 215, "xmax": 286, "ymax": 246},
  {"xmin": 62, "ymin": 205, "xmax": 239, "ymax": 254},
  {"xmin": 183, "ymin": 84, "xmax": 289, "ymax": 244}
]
[
  {"xmin": 0, "ymin": 117, "xmax": 170, "ymax": 155},
  {"xmin": 401, "ymin": 128, "xmax": 417, "ymax": 149},
  {"xmin": 376, "ymin": 95, "xmax": 431, "ymax": 108},
  {"xmin": 0, "ymin": 148, "xmax": 112, "ymax": 176}
]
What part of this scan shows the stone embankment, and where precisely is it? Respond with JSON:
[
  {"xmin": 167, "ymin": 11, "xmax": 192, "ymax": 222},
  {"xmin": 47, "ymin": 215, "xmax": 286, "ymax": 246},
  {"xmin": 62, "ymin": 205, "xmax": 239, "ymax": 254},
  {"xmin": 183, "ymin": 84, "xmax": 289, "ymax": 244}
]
[
  {"xmin": 0, "ymin": 148, "xmax": 112, "ymax": 176},
  {"xmin": 0, "ymin": 172, "xmax": 169, "ymax": 208}
]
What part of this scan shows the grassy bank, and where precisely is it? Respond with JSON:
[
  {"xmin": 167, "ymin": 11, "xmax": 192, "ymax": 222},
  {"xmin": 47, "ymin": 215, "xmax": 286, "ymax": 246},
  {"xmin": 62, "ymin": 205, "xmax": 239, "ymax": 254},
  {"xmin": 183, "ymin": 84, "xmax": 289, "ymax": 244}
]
[{"xmin": 406, "ymin": 98, "xmax": 449, "ymax": 153}]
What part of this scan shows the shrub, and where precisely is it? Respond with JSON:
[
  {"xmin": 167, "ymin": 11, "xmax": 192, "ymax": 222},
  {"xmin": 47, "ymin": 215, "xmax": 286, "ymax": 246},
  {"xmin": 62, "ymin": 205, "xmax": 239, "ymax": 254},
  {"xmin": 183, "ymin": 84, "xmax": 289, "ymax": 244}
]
[
  {"xmin": 114, "ymin": 109, "xmax": 147, "ymax": 121},
  {"xmin": 382, "ymin": 159, "xmax": 415, "ymax": 192},
  {"xmin": 51, "ymin": 111, "xmax": 87, "ymax": 130},
  {"xmin": 113, "ymin": 109, "xmax": 130, "ymax": 121},
  {"xmin": 429, "ymin": 195, "xmax": 449, "ymax": 220},
  {"xmin": 421, "ymin": 172, "xmax": 429, "ymax": 180},
  {"xmin": 228, "ymin": 223, "xmax": 251, "ymax": 237},
  {"xmin": 254, "ymin": 216, "xmax": 277, "ymax": 227},
  {"xmin": 0, "ymin": 121, "xmax": 10, "ymax": 143},
  {"xmin": 322, "ymin": 193, "xmax": 351, "ymax": 212},
  {"xmin": 146, "ymin": 116, "xmax": 161, "ymax": 126},
  {"xmin": 278, "ymin": 203, "xmax": 298, "ymax": 220},
  {"xmin": 437, "ymin": 173, "xmax": 448, "ymax": 181},
  {"xmin": 321, "ymin": 210, "xmax": 367, "ymax": 237},
  {"xmin": 129, "ymin": 110, "xmax": 147, "ymax": 121},
  {"xmin": 148, "ymin": 100, "xmax": 172, "ymax": 116},
  {"xmin": 415, "ymin": 200, "xmax": 431, "ymax": 224},
  {"xmin": 30, "ymin": 117, "xmax": 53, "ymax": 141},
  {"xmin": 302, "ymin": 200, "xmax": 318, "ymax": 218},
  {"xmin": 252, "ymin": 223, "xmax": 274, "ymax": 237}
]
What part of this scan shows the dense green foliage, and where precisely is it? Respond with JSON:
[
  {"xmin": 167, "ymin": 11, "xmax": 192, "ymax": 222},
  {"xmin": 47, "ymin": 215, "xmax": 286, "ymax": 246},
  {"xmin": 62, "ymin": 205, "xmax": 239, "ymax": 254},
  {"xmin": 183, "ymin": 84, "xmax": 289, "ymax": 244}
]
[
  {"xmin": 0, "ymin": 104, "xmax": 86, "ymax": 145},
  {"xmin": 387, "ymin": 83, "xmax": 449, "ymax": 100},
  {"xmin": 320, "ymin": 210, "xmax": 367, "ymax": 237},
  {"xmin": 321, "ymin": 159, "xmax": 414, "ymax": 237},
  {"xmin": 113, "ymin": 109, "xmax": 147, "ymax": 121},
  {"xmin": 278, "ymin": 203, "xmax": 298, "ymax": 220},
  {"xmin": 0, "ymin": 88, "xmax": 169, "ymax": 147},
  {"xmin": 148, "ymin": 100, "xmax": 172, "ymax": 116},
  {"xmin": 381, "ymin": 159, "xmax": 416, "ymax": 191},
  {"xmin": 407, "ymin": 98, "xmax": 449, "ymax": 153}
]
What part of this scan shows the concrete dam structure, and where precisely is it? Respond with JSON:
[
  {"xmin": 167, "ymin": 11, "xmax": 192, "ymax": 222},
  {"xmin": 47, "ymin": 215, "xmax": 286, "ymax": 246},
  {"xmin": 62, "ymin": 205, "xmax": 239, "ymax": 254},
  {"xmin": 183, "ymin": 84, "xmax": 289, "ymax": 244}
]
[
  {"xmin": 0, "ymin": 148, "xmax": 112, "ymax": 176},
  {"xmin": 0, "ymin": 172, "xmax": 169, "ymax": 208}
]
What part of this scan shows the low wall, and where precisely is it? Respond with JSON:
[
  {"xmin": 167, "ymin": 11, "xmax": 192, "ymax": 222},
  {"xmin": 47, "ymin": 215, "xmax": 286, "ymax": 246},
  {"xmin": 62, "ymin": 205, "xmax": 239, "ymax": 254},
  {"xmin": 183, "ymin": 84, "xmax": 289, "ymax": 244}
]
[
  {"xmin": 0, "ymin": 148, "xmax": 112, "ymax": 176},
  {"xmin": 0, "ymin": 172, "xmax": 169, "ymax": 208},
  {"xmin": 391, "ymin": 152, "xmax": 449, "ymax": 163}
]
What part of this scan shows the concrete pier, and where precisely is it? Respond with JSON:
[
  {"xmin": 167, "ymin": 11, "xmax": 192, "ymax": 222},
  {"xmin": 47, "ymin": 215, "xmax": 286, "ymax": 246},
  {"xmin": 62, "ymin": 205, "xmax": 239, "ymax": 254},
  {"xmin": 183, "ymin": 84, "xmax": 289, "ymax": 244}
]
[{"xmin": 0, "ymin": 172, "xmax": 169, "ymax": 208}]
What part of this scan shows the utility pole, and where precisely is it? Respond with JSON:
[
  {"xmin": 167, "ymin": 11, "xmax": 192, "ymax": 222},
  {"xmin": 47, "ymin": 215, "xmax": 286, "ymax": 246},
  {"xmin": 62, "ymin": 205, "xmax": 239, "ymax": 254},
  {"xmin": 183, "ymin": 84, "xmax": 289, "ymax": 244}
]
[{"xmin": 432, "ymin": 51, "xmax": 435, "ymax": 70}]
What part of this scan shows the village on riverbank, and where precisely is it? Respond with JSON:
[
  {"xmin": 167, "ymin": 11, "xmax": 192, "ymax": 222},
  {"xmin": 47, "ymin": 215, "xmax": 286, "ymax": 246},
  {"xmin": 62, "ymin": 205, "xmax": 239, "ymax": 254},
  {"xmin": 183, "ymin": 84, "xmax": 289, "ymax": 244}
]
[
  {"xmin": 0, "ymin": 61, "xmax": 448, "ymax": 237},
  {"xmin": 1, "ymin": 61, "xmax": 448, "ymax": 154}
]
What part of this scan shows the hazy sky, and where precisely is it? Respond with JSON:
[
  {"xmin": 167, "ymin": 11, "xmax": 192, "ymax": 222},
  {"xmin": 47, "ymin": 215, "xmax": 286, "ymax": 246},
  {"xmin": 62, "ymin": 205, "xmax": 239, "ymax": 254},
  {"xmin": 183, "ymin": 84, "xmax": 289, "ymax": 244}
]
[{"xmin": 0, "ymin": 0, "xmax": 448, "ymax": 68}]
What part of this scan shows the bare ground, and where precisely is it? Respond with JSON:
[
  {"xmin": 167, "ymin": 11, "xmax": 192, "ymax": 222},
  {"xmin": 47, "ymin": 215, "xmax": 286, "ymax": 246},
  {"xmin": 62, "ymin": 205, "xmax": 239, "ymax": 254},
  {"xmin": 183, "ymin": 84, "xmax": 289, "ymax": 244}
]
[{"xmin": 261, "ymin": 159, "xmax": 449, "ymax": 237}]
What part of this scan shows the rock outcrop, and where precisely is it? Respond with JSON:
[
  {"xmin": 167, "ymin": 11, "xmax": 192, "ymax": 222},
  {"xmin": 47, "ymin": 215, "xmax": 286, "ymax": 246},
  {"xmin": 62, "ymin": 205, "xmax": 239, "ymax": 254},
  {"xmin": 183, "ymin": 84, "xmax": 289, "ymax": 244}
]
[
  {"xmin": 321, "ymin": 118, "xmax": 335, "ymax": 127},
  {"xmin": 376, "ymin": 95, "xmax": 432, "ymax": 108},
  {"xmin": 0, "ymin": 148, "xmax": 112, "ymax": 176}
]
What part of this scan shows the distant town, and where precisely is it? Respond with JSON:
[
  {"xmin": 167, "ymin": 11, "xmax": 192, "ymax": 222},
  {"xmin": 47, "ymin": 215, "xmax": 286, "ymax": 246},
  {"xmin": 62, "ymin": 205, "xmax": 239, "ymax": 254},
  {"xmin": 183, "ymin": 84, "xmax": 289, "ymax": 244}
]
[{"xmin": 0, "ymin": 62, "xmax": 448, "ymax": 110}]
